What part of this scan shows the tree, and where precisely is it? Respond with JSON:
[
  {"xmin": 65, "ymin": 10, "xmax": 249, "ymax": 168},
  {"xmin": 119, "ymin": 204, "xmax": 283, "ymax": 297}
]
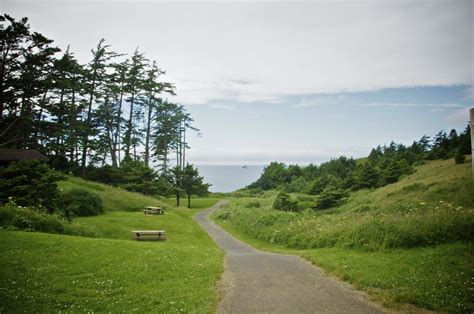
[
  {"xmin": 81, "ymin": 39, "xmax": 118, "ymax": 175},
  {"xmin": 141, "ymin": 61, "xmax": 175, "ymax": 167},
  {"xmin": 170, "ymin": 166, "xmax": 184, "ymax": 206},
  {"xmin": 180, "ymin": 164, "xmax": 210, "ymax": 208},
  {"xmin": 123, "ymin": 48, "xmax": 147, "ymax": 160},
  {"xmin": 454, "ymin": 148, "xmax": 465, "ymax": 164},
  {"xmin": 314, "ymin": 187, "xmax": 348, "ymax": 210},
  {"xmin": 0, "ymin": 160, "xmax": 64, "ymax": 211},
  {"xmin": 354, "ymin": 161, "xmax": 380, "ymax": 189},
  {"xmin": 273, "ymin": 191, "xmax": 299, "ymax": 211},
  {"xmin": 0, "ymin": 14, "xmax": 60, "ymax": 148}
]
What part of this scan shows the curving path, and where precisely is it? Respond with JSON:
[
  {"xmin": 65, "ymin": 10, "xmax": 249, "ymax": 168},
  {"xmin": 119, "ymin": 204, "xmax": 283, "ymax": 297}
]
[{"xmin": 195, "ymin": 200, "xmax": 386, "ymax": 314}]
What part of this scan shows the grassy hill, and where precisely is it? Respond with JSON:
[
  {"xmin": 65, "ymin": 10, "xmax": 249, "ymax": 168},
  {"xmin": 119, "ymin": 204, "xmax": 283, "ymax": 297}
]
[
  {"xmin": 0, "ymin": 177, "xmax": 223, "ymax": 313},
  {"xmin": 212, "ymin": 157, "xmax": 474, "ymax": 312}
]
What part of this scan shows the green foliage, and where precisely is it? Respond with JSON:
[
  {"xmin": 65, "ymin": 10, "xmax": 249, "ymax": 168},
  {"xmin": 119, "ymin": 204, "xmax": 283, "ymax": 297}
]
[
  {"xmin": 314, "ymin": 188, "xmax": 348, "ymax": 209},
  {"xmin": 248, "ymin": 162, "xmax": 287, "ymax": 190},
  {"xmin": 214, "ymin": 158, "xmax": 474, "ymax": 252},
  {"xmin": 454, "ymin": 148, "xmax": 465, "ymax": 164},
  {"xmin": 57, "ymin": 188, "xmax": 104, "ymax": 218},
  {"xmin": 83, "ymin": 161, "xmax": 173, "ymax": 196},
  {"xmin": 273, "ymin": 192, "xmax": 299, "ymax": 212},
  {"xmin": 309, "ymin": 174, "xmax": 343, "ymax": 195},
  {"xmin": 0, "ymin": 160, "xmax": 65, "ymax": 211},
  {"xmin": 354, "ymin": 161, "xmax": 380, "ymax": 189},
  {"xmin": 245, "ymin": 201, "xmax": 261, "ymax": 208},
  {"xmin": 284, "ymin": 176, "xmax": 311, "ymax": 193},
  {"xmin": 248, "ymin": 127, "xmax": 470, "ymax": 198},
  {"xmin": 0, "ymin": 205, "xmax": 65, "ymax": 233}
]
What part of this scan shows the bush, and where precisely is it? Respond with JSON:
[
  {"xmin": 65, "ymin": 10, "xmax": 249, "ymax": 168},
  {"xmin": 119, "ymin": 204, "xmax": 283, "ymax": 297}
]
[
  {"xmin": 0, "ymin": 160, "xmax": 65, "ymax": 211},
  {"xmin": 57, "ymin": 188, "xmax": 104, "ymax": 218},
  {"xmin": 314, "ymin": 188, "xmax": 348, "ymax": 210},
  {"xmin": 454, "ymin": 148, "xmax": 465, "ymax": 164},
  {"xmin": 273, "ymin": 192, "xmax": 299, "ymax": 212},
  {"xmin": 0, "ymin": 205, "xmax": 65, "ymax": 233}
]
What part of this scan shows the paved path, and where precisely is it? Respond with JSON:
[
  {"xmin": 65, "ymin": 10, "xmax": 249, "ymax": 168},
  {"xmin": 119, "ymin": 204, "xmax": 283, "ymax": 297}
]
[{"xmin": 195, "ymin": 200, "xmax": 386, "ymax": 314}]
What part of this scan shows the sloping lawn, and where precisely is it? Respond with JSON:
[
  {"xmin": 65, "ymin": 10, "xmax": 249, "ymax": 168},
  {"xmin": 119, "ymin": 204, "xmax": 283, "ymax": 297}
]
[{"xmin": 0, "ymin": 177, "xmax": 223, "ymax": 313}]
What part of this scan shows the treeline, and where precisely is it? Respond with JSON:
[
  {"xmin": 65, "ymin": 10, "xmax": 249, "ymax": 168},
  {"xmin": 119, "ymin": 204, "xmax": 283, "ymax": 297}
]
[
  {"xmin": 0, "ymin": 14, "xmax": 209, "ymax": 206},
  {"xmin": 1, "ymin": 14, "xmax": 193, "ymax": 174},
  {"xmin": 249, "ymin": 126, "xmax": 471, "ymax": 209}
]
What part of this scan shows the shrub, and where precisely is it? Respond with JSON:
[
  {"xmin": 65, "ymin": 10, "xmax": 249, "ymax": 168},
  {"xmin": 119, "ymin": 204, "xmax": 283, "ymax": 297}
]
[
  {"xmin": 57, "ymin": 188, "xmax": 104, "ymax": 218},
  {"xmin": 314, "ymin": 188, "xmax": 348, "ymax": 210},
  {"xmin": 0, "ymin": 205, "xmax": 65, "ymax": 233},
  {"xmin": 273, "ymin": 192, "xmax": 299, "ymax": 212},
  {"xmin": 0, "ymin": 160, "xmax": 65, "ymax": 211},
  {"xmin": 454, "ymin": 148, "xmax": 465, "ymax": 164}
]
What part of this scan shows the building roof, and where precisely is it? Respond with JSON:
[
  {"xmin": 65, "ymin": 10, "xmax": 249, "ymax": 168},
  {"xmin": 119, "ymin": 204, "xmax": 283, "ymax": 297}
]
[{"xmin": 0, "ymin": 148, "xmax": 49, "ymax": 162}]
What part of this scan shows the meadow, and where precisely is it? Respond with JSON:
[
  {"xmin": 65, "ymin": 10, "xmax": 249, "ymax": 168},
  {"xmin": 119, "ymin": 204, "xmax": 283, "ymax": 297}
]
[
  {"xmin": 0, "ymin": 177, "xmax": 223, "ymax": 313},
  {"xmin": 212, "ymin": 157, "xmax": 474, "ymax": 312}
]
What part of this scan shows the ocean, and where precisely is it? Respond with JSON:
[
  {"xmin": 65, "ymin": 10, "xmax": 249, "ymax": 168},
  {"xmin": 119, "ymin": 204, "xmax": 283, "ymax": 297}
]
[{"xmin": 196, "ymin": 165, "xmax": 265, "ymax": 193}]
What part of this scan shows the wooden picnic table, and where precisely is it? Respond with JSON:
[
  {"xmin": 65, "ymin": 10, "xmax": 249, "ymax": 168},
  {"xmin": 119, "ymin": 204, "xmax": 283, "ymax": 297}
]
[
  {"xmin": 132, "ymin": 230, "xmax": 166, "ymax": 241},
  {"xmin": 142, "ymin": 206, "xmax": 164, "ymax": 215}
]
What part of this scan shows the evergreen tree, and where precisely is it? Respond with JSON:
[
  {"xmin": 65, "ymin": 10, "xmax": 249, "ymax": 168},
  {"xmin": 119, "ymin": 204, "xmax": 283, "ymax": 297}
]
[
  {"xmin": 123, "ymin": 48, "xmax": 147, "ymax": 160},
  {"xmin": 180, "ymin": 164, "xmax": 210, "ymax": 208},
  {"xmin": 81, "ymin": 39, "xmax": 118, "ymax": 175},
  {"xmin": 354, "ymin": 161, "xmax": 380, "ymax": 189}
]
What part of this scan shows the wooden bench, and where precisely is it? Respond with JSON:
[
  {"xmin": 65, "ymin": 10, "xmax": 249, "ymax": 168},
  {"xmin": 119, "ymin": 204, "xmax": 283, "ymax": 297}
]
[
  {"xmin": 132, "ymin": 230, "xmax": 166, "ymax": 241},
  {"xmin": 143, "ymin": 206, "xmax": 164, "ymax": 215}
]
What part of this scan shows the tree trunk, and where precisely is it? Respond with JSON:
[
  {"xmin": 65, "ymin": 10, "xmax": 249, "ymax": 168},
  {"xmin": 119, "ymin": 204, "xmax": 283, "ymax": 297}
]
[
  {"xmin": 187, "ymin": 193, "xmax": 191, "ymax": 208},
  {"xmin": 125, "ymin": 90, "xmax": 135, "ymax": 159},
  {"xmin": 183, "ymin": 126, "xmax": 186, "ymax": 169},
  {"xmin": 81, "ymin": 72, "xmax": 96, "ymax": 176},
  {"xmin": 144, "ymin": 97, "xmax": 153, "ymax": 167},
  {"xmin": 176, "ymin": 191, "xmax": 180, "ymax": 207},
  {"xmin": 115, "ymin": 83, "xmax": 124, "ymax": 166}
]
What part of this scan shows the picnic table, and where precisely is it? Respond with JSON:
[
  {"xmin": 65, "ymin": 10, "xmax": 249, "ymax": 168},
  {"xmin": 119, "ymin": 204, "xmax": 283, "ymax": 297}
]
[
  {"xmin": 132, "ymin": 230, "xmax": 166, "ymax": 241},
  {"xmin": 142, "ymin": 206, "xmax": 164, "ymax": 215}
]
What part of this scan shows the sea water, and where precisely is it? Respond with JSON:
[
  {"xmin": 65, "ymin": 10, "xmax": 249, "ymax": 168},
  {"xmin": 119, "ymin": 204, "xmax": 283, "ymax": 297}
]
[{"xmin": 196, "ymin": 165, "xmax": 265, "ymax": 193}]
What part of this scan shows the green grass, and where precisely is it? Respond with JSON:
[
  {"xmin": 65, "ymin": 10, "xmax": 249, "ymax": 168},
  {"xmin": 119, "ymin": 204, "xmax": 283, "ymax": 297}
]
[
  {"xmin": 213, "ymin": 157, "xmax": 474, "ymax": 312},
  {"xmin": 59, "ymin": 177, "xmax": 165, "ymax": 212},
  {"xmin": 165, "ymin": 196, "xmax": 222, "ymax": 209},
  {"xmin": 0, "ymin": 230, "xmax": 223, "ymax": 313},
  {"xmin": 0, "ymin": 177, "xmax": 223, "ymax": 313}
]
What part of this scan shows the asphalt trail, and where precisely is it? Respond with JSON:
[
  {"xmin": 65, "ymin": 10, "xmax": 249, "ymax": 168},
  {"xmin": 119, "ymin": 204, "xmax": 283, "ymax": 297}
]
[{"xmin": 195, "ymin": 200, "xmax": 385, "ymax": 314}]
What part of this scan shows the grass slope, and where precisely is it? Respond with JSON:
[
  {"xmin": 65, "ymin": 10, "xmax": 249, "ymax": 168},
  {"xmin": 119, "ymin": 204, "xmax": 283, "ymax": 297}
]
[
  {"xmin": 213, "ymin": 157, "xmax": 474, "ymax": 312},
  {"xmin": 0, "ymin": 177, "xmax": 223, "ymax": 313}
]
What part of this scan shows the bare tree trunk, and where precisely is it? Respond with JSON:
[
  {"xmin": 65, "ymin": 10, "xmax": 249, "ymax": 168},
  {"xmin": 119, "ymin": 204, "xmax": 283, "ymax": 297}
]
[
  {"xmin": 81, "ymin": 74, "xmax": 96, "ymax": 176},
  {"xmin": 144, "ymin": 97, "xmax": 153, "ymax": 167},
  {"xmin": 114, "ymin": 84, "xmax": 124, "ymax": 166}
]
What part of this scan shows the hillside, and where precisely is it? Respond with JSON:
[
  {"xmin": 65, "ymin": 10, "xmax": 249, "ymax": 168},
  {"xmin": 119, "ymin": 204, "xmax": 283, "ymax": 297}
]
[
  {"xmin": 0, "ymin": 177, "xmax": 223, "ymax": 313},
  {"xmin": 213, "ymin": 157, "xmax": 474, "ymax": 312}
]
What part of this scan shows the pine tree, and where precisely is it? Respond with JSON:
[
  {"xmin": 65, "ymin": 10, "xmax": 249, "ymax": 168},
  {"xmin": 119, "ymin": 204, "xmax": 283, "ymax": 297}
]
[
  {"xmin": 123, "ymin": 48, "xmax": 147, "ymax": 160},
  {"xmin": 181, "ymin": 164, "xmax": 210, "ymax": 208},
  {"xmin": 81, "ymin": 39, "xmax": 118, "ymax": 175}
]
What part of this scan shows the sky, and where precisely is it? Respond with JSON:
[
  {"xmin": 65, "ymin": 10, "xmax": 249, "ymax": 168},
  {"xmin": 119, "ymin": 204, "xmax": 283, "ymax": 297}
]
[{"xmin": 3, "ymin": 0, "xmax": 473, "ymax": 165}]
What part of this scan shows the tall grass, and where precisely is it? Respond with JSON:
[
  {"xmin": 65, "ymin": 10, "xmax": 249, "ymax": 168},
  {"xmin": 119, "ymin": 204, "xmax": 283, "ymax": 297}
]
[
  {"xmin": 213, "ymin": 157, "xmax": 474, "ymax": 312},
  {"xmin": 215, "ymin": 158, "xmax": 474, "ymax": 251}
]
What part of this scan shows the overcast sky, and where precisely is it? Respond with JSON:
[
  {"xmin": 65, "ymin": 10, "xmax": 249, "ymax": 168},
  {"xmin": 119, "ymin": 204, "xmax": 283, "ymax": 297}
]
[{"xmin": 4, "ymin": 0, "xmax": 473, "ymax": 165}]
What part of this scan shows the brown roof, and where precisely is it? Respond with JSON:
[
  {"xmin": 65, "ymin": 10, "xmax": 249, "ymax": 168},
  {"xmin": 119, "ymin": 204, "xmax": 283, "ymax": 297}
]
[{"xmin": 0, "ymin": 148, "xmax": 49, "ymax": 161}]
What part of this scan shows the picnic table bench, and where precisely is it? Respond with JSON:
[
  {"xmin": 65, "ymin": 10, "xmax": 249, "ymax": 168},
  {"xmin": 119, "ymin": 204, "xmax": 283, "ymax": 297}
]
[
  {"xmin": 132, "ymin": 230, "xmax": 166, "ymax": 241},
  {"xmin": 142, "ymin": 206, "xmax": 164, "ymax": 215}
]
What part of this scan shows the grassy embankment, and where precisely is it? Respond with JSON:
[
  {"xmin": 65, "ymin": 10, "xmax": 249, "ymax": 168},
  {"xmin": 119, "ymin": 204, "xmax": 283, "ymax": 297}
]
[
  {"xmin": 0, "ymin": 177, "xmax": 222, "ymax": 313},
  {"xmin": 212, "ymin": 157, "xmax": 474, "ymax": 313}
]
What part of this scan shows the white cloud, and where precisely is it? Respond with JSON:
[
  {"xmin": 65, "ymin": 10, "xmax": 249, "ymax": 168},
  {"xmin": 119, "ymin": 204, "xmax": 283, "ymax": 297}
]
[
  {"xmin": 361, "ymin": 103, "xmax": 465, "ymax": 108},
  {"xmin": 5, "ymin": 1, "xmax": 471, "ymax": 105},
  {"xmin": 446, "ymin": 107, "xmax": 472, "ymax": 125}
]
